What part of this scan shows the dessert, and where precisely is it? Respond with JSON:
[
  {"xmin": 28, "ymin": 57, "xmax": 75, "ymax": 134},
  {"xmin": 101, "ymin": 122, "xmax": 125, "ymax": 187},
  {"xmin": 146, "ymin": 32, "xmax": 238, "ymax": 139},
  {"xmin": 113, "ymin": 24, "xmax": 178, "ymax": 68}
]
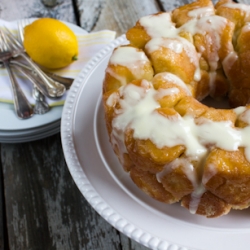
[{"xmin": 102, "ymin": 0, "xmax": 250, "ymax": 217}]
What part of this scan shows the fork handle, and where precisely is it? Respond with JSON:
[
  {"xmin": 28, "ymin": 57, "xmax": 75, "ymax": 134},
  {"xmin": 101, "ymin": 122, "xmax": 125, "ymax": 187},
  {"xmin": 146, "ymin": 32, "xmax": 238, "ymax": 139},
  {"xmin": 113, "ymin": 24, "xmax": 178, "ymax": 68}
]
[
  {"xmin": 9, "ymin": 60, "xmax": 74, "ymax": 90},
  {"xmin": 11, "ymin": 62, "xmax": 52, "ymax": 98},
  {"xmin": 20, "ymin": 53, "xmax": 66, "ymax": 97},
  {"xmin": 3, "ymin": 61, "xmax": 34, "ymax": 119}
]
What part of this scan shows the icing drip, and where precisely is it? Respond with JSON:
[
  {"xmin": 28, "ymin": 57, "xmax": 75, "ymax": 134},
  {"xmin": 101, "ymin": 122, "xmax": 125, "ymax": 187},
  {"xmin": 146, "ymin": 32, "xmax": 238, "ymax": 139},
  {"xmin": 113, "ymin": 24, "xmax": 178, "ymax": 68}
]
[
  {"xmin": 109, "ymin": 46, "xmax": 151, "ymax": 79},
  {"xmin": 139, "ymin": 12, "xmax": 176, "ymax": 38},
  {"xmin": 189, "ymin": 184, "xmax": 206, "ymax": 214},
  {"xmin": 105, "ymin": 1, "xmax": 250, "ymax": 215},
  {"xmin": 107, "ymin": 81, "xmax": 250, "ymax": 213},
  {"xmin": 156, "ymin": 158, "xmax": 196, "ymax": 185},
  {"xmin": 223, "ymin": 3, "xmax": 250, "ymax": 18},
  {"xmin": 202, "ymin": 163, "xmax": 217, "ymax": 185},
  {"xmin": 139, "ymin": 12, "xmax": 230, "ymax": 87},
  {"xmin": 188, "ymin": 7, "xmax": 214, "ymax": 18},
  {"xmin": 155, "ymin": 73, "xmax": 192, "ymax": 95},
  {"xmin": 108, "ymin": 83, "xmax": 250, "ymax": 159}
]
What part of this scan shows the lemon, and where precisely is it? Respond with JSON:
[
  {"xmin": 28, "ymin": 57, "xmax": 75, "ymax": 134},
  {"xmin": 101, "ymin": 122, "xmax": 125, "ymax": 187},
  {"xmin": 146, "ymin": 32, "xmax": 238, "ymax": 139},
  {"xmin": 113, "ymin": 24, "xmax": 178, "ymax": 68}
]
[{"xmin": 23, "ymin": 18, "xmax": 78, "ymax": 69}]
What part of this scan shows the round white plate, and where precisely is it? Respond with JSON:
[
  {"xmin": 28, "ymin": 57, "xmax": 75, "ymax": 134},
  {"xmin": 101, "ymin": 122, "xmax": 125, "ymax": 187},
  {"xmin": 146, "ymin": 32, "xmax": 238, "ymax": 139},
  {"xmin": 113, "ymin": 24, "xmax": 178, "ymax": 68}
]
[
  {"xmin": 0, "ymin": 19, "xmax": 88, "ymax": 132},
  {"xmin": 61, "ymin": 36, "xmax": 250, "ymax": 250},
  {"xmin": 0, "ymin": 119, "xmax": 60, "ymax": 137},
  {"xmin": 0, "ymin": 126, "xmax": 60, "ymax": 143}
]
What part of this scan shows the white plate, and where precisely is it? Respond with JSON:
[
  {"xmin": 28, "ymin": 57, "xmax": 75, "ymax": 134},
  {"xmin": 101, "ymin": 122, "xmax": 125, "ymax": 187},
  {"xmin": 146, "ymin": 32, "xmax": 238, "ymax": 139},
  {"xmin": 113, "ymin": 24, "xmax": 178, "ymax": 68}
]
[
  {"xmin": 0, "ymin": 119, "xmax": 60, "ymax": 137},
  {"xmin": 61, "ymin": 36, "xmax": 250, "ymax": 250},
  {"xmin": 0, "ymin": 19, "xmax": 88, "ymax": 132},
  {"xmin": 0, "ymin": 126, "xmax": 60, "ymax": 143}
]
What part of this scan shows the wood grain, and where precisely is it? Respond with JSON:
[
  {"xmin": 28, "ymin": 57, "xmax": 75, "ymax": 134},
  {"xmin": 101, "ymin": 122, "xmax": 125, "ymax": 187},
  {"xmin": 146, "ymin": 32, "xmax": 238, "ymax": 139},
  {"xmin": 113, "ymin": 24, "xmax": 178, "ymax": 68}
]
[
  {"xmin": 2, "ymin": 134, "xmax": 127, "ymax": 250},
  {"xmin": 77, "ymin": 0, "xmax": 161, "ymax": 35},
  {"xmin": 0, "ymin": 146, "xmax": 6, "ymax": 250},
  {"xmin": 237, "ymin": 0, "xmax": 250, "ymax": 4},
  {"xmin": 0, "ymin": 0, "xmax": 76, "ymax": 23}
]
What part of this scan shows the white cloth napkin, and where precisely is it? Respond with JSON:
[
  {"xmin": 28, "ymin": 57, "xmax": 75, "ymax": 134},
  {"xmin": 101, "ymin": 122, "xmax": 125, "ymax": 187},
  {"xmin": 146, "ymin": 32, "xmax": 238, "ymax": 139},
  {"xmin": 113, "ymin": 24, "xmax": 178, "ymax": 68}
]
[{"xmin": 0, "ymin": 19, "xmax": 116, "ymax": 106}]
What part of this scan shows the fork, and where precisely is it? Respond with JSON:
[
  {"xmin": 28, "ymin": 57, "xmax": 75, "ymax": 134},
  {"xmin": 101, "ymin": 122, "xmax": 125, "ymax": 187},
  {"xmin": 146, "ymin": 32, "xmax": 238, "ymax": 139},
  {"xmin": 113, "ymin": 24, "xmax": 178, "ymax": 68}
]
[
  {"xmin": 17, "ymin": 19, "xmax": 50, "ymax": 114},
  {"xmin": 1, "ymin": 26, "xmax": 66, "ymax": 98},
  {"xmin": 0, "ymin": 30, "xmax": 33, "ymax": 119},
  {"xmin": 11, "ymin": 62, "xmax": 50, "ymax": 114}
]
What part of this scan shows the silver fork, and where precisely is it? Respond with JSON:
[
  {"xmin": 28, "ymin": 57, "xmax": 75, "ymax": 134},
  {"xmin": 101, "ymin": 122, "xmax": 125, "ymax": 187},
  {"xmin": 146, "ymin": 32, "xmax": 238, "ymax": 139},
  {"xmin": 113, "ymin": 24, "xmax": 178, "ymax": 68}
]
[
  {"xmin": 11, "ymin": 61, "xmax": 50, "ymax": 114},
  {"xmin": 1, "ymin": 26, "xmax": 66, "ymax": 98},
  {"xmin": 17, "ymin": 19, "xmax": 50, "ymax": 114},
  {"xmin": 0, "ymin": 30, "xmax": 33, "ymax": 119}
]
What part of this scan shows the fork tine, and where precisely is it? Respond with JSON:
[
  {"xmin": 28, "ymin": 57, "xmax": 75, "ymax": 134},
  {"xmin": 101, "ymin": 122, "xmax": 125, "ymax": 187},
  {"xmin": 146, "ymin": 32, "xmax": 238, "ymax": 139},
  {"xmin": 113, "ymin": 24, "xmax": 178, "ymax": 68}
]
[
  {"xmin": 18, "ymin": 19, "xmax": 31, "ymax": 43},
  {"xmin": 0, "ymin": 30, "xmax": 10, "ymax": 52},
  {"xmin": 1, "ymin": 26, "xmax": 23, "ymax": 50},
  {"xmin": 17, "ymin": 20, "xmax": 24, "ymax": 43}
]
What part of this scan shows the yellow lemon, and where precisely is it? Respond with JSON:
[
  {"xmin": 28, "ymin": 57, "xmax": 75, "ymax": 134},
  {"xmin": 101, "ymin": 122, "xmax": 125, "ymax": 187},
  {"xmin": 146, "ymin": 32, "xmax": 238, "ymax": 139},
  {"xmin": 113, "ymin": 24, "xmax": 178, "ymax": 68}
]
[{"xmin": 23, "ymin": 18, "xmax": 78, "ymax": 69}]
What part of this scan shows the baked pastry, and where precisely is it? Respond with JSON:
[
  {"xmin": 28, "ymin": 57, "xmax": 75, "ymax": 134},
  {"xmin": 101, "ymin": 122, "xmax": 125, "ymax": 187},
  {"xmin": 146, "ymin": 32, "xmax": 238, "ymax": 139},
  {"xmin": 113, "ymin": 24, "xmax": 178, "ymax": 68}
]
[{"xmin": 102, "ymin": 0, "xmax": 250, "ymax": 217}]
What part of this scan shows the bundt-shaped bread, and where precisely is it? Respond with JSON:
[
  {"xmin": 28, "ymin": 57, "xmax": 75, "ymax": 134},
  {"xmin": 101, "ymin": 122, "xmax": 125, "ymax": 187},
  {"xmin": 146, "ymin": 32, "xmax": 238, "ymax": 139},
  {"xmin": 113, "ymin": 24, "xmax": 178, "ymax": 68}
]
[{"xmin": 102, "ymin": 0, "xmax": 250, "ymax": 217}]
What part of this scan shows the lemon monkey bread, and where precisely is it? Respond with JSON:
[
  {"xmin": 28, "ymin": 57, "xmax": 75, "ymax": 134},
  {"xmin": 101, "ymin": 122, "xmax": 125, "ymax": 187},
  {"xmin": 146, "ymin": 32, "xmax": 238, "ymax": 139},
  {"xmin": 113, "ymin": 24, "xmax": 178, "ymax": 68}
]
[{"xmin": 102, "ymin": 0, "xmax": 250, "ymax": 218}]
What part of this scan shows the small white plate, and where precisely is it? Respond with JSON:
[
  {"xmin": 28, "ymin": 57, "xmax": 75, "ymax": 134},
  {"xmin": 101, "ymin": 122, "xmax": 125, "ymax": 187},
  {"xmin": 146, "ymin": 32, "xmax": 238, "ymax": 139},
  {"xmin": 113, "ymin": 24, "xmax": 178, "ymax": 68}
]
[
  {"xmin": 0, "ymin": 119, "xmax": 60, "ymax": 137},
  {"xmin": 61, "ymin": 35, "xmax": 250, "ymax": 250},
  {"xmin": 0, "ymin": 19, "xmax": 88, "ymax": 142},
  {"xmin": 0, "ymin": 126, "xmax": 60, "ymax": 143}
]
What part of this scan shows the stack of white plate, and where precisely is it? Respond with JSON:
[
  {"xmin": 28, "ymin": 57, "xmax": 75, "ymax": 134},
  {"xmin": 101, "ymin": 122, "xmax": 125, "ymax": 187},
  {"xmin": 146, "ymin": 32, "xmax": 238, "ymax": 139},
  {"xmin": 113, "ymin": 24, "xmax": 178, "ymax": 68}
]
[
  {"xmin": 0, "ymin": 102, "xmax": 62, "ymax": 143},
  {"xmin": 0, "ymin": 18, "xmax": 95, "ymax": 143}
]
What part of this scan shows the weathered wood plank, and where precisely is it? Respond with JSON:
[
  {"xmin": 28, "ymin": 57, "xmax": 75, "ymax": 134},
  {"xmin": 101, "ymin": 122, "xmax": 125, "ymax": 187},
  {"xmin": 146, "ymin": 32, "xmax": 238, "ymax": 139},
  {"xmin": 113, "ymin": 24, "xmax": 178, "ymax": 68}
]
[
  {"xmin": 0, "ymin": 0, "xmax": 76, "ymax": 23},
  {"xmin": 0, "ymin": 146, "xmax": 6, "ymax": 250},
  {"xmin": 1, "ymin": 134, "xmax": 125, "ymax": 250},
  {"xmin": 76, "ymin": 0, "xmax": 161, "ymax": 35},
  {"xmin": 237, "ymin": 0, "xmax": 250, "ymax": 4}
]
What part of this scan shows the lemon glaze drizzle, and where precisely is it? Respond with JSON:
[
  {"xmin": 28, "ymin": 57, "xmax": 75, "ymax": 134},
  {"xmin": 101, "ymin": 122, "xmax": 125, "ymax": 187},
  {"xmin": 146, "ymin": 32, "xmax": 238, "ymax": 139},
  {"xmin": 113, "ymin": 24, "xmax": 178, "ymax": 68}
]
[
  {"xmin": 105, "ymin": 3, "xmax": 250, "ymax": 214},
  {"xmin": 106, "ymin": 78, "xmax": 250, "ymax": 213}
]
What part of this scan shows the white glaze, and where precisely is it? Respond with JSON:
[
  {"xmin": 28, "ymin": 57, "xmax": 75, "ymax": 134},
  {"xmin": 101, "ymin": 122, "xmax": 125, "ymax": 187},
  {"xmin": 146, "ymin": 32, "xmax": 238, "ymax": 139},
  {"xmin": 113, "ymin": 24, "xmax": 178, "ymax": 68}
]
[
  {"xmin": 109, "ymin": 46, "xmax": 151, "ymax": 79},
  {"xmin": 222, "ymin": 51, "xmax": 238, "ymax": 74},
  {"xmin": 154, "ymin": 72, "xmax": 192, "ymax": 95},
  {"xmin": 139, "ymin": 12, "xmax": 176, "ymax": 38},
  {"xmin": 188, "ymin": 7, "xmax": 214, "ymax": 18},
  {"xmin": 145, "ymin": 37, "xmax": 200, "ymax": 78},
  {"xmin": 156, "ymin": 158, "xmax": 196, "ymax": 186},
  {"xmin": 234, "ymin": 106, "xmax": 246, "ymax": 116},
  {"xmin": 106, "ymin": 67, "xmax": 127, "ymax": 86},
  {"xmin": 140, "ymin": 12, "xmax": 229, "ymax": 88},
  {"xmin": 155, "ymin": 87, "xmax": 180, "ymax": 99},
  {"xmin": 107, "ymin": 80, "xmax": 250, "ymax": 213},
  {"xmin": 202, "ymin": 163, "xmax": 218, "ymax": 185},
  {"xmin": 189, "ymin": 184, "xmax": 206, "ymax": 214},
  {"xmin": 238, "ymin": 109, "xmax": 250, "ymax": 124},
  {"xmin": 145, "ymin": 37, "xmax": 184, "ymax": 54},
  {"xmin": 223, "ymin": 3, "xmax": 250, "ymax": 13},
  {"xmin": 106, "ymin": 3, "xmax": 250, "ymax": 215},
  {"xmin": 109, "ymin": 81, "xmax": 250, "ymax": 158},
  {"xmin": 106, "ymin": 91, "xmax": 119, "ymax": 107}
]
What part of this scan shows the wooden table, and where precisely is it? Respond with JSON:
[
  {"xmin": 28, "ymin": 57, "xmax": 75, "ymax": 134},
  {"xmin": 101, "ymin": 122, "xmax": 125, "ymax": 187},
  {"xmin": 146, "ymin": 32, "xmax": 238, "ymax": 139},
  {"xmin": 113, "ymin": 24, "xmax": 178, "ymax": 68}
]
[{"xmin": 0, "ymin": 0, "xmax": 248, "ymax": 249}]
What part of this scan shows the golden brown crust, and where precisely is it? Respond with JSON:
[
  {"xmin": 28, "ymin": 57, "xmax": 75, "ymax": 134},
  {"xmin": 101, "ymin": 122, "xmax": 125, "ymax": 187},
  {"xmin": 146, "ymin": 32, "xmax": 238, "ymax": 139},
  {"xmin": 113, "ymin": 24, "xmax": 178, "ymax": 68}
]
[
  {"xmin": 181, "ymin": 191, "xmax": 231, "ymax": 218},
  {"xmin": 203, "ymin": 148, "xmax": 250, "ymax": 206},
  {"xmin": 130, "ymin": 166, "xmax": 178, "ymax": 203},
  {"xmin": 172, "ymin": 0, "xmax": 215, "ymax": 27},
  {"xmin": 102, "ymin": 0, "xmax": 250, "ymax": 218},
  {"xmin": 125, "ymin": 129, "xmax": 186, "ymax": 174}
]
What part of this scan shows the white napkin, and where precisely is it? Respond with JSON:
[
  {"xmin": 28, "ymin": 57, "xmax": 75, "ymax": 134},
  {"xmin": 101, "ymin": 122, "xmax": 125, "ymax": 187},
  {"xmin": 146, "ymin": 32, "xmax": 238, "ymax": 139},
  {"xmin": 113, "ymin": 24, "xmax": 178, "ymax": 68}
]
[{"xmin": 0, "ymin": 19, "xmax": 116, "ymax": 106}]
